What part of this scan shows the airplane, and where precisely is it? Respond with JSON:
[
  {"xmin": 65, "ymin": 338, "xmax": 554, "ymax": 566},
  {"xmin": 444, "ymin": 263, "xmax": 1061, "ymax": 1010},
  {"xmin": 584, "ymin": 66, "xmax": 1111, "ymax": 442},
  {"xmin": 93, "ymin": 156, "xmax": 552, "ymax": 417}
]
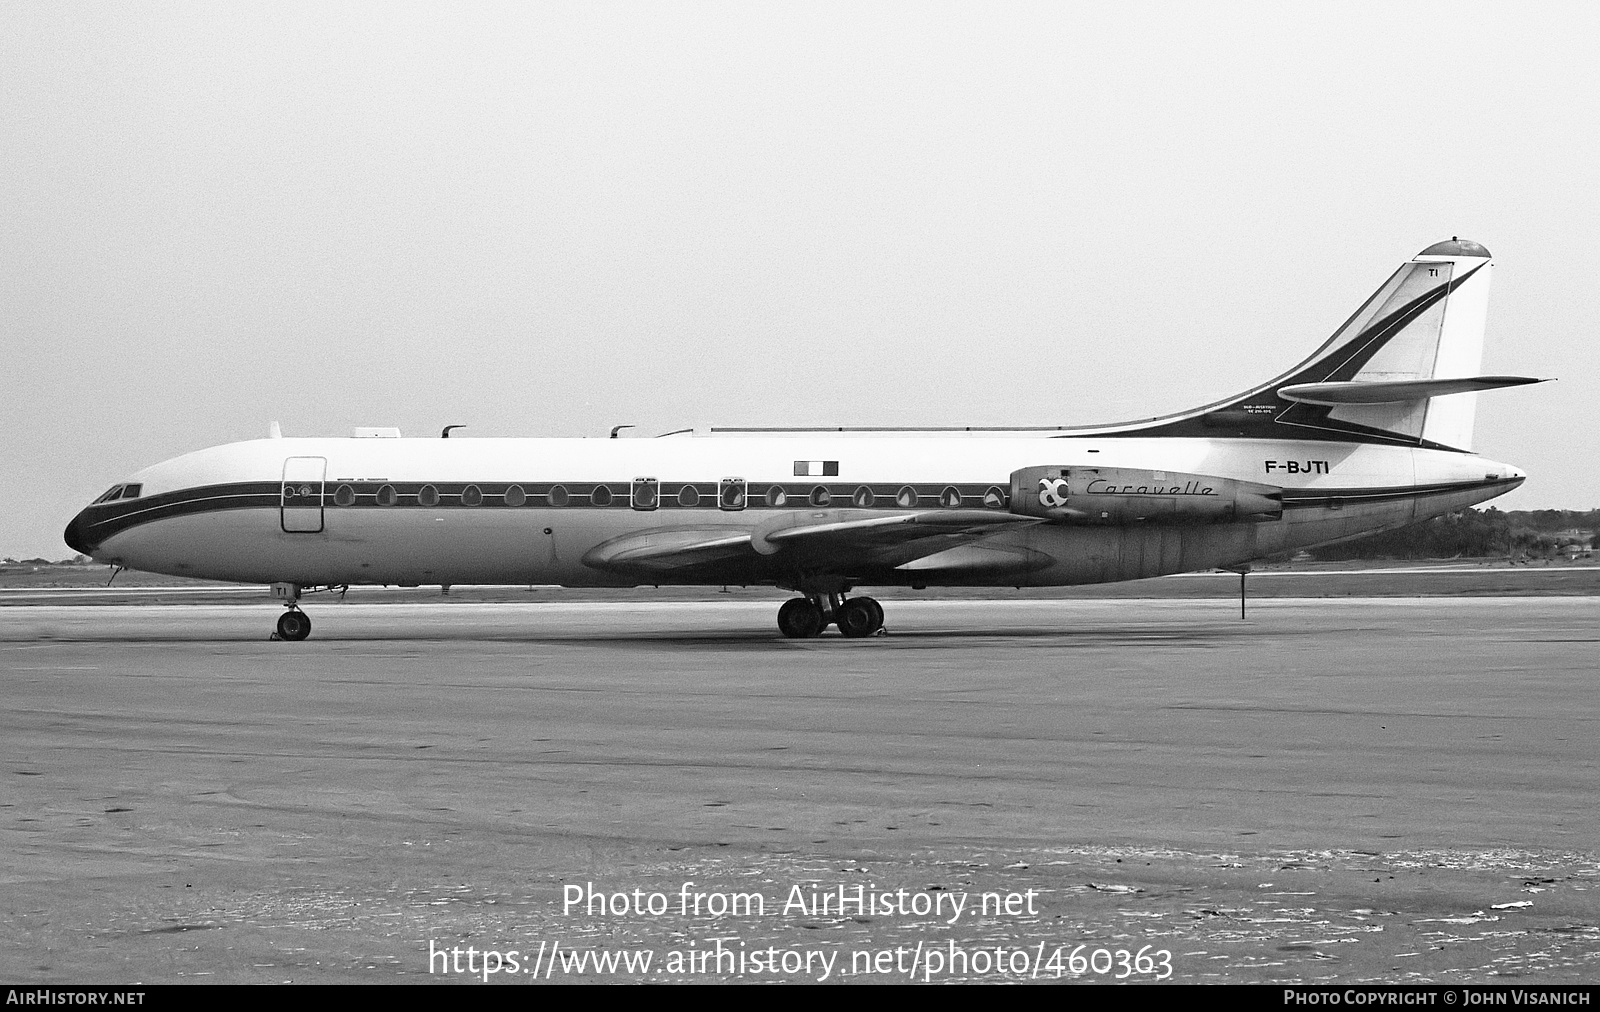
[{"xmin": 64, "ymin": 238, "xmax": 1543, "ymax": 641}]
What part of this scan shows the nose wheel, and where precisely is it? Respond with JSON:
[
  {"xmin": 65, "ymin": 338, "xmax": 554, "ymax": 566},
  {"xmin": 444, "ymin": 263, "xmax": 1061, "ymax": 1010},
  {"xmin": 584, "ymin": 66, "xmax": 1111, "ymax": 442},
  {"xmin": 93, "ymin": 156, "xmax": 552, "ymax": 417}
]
[
  {"xmin": 777, "ymin": 595, "xmax": 884, "ymax": 638},
  {"xmin": 275, "ymin": 608, "xmax": 312, "ymax": 641}
]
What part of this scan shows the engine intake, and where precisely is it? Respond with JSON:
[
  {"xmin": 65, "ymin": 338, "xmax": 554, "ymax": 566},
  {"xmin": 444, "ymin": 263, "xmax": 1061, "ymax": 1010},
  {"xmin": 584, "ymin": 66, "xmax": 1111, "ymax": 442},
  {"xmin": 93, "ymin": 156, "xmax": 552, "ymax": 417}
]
[{"xmin": 1009, "ymin": 465, "xmax": 1282, "ymax": 525}]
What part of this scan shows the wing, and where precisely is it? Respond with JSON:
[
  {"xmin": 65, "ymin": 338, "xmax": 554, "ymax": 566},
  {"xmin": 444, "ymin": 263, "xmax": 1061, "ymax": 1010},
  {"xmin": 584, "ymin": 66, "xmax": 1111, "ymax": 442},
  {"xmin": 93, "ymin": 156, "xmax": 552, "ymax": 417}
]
[
  {"xmin": 756, "ymin": 509, "xmax": 1039, "ymax": 567},
  {"xmin": 580, "ymin": 509, "xmax": 1041, "ymax": 577}
]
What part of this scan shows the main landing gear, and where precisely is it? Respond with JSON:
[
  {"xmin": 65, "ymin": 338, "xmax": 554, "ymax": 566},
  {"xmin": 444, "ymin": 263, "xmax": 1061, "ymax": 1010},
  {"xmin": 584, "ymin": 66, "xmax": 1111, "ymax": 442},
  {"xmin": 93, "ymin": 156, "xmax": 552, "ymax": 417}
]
[
  {"xmin": 777, "ymin": 594, "xmax": 885, "ymax": 639},
  {"xmin": 271, "ymin": 582, "xmax": 311, "ymax": 641}
]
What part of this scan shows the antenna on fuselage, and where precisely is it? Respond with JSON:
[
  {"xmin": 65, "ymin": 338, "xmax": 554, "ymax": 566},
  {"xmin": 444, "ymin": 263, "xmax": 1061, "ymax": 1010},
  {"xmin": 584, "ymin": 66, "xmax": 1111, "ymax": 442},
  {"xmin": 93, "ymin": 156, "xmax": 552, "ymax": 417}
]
[
  {"xmin": 610, "ymin": 425, "xmax": 635, "ymax": 439},
  {"xmin": 269, "ymin": 421, "xmax": 282, "ymax": 439},
  {"xmin": 441, "ymin": 425, "xmax": 467, "ymax": 438}
]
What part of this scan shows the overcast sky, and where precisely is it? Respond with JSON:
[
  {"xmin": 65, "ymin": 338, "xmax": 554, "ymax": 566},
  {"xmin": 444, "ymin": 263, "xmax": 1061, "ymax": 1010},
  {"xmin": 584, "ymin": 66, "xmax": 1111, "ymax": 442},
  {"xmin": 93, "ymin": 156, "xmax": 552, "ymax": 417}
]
[{"xmin": 4, "ymin": 2, "xmax": 1597, "ymax": 558}]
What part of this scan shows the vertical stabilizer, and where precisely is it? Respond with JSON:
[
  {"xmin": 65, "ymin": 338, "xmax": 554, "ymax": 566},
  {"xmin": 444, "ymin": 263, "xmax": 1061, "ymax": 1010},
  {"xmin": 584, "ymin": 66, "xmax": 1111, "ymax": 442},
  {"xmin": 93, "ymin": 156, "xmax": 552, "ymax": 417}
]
[
  {"xmin": 1312, "ymin": 238, "xmax": 1493, "ymax": 448},
  {"xmin": 1412, "ymin": 239, "xmax": 1493, "ymax": 451},
  {"xmin": 1110, "ymin": 238, "xmax": 1501, "ymax": 449}
]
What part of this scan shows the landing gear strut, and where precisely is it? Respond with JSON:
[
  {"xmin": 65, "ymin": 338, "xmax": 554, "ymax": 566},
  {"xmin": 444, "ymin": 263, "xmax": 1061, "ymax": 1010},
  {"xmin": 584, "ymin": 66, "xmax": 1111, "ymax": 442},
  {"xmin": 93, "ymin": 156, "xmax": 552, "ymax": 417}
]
[
  {"xmin": 271, "ymin": 582, "xmax": 311, "ymax": 641},
  {"xmin": 776, "ymin": 594, "xmax": 884, "ymax": 639}
]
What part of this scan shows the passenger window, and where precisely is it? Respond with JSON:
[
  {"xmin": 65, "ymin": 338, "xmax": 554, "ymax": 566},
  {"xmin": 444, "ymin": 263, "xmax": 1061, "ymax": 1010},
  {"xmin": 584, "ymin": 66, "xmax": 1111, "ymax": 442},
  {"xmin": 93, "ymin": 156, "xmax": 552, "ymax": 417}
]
[
  {"xmin": 376, "ymin": 484, "xmax": 397, "ymax": 506},
  {"xmin": 549, "ymin": 485, "xmax": 570, "ymax": 507},
  {"xmin": 765, "ymin": 485, "xmax": 788, "ymax": 508},
  {"xmin": 852, "ymin": 486, "xmax": 874, "ymax": 508},
  {"xmin": 591, "ymin": 485, "xmax": 613, "ymax": 506},
  {"xmin": 720, "ymin": 478, "xmax": 746, "ymax": 511},
  {"xmin": 462, "ymin": 485, "xmax": 483, "ymax": 506},
  {"xmin": 504, "ymin": 485, "xmax": 527, "ymax": 507},
  {"xmin": 896, "ymin": 485, "xmax": 918, "ymax": 508},
  {"xmin": 419, "ymin": 485, "xmax": 440, "ymax": 507},
  {"xmin": 677, "ymin": 485, "xmax": 700, "ymax": 507},
  {"xmin": 983, "ymin": 486, "xmax": 1006, "ymax": 509},
  {"xmin": 334, "ymin": 484, "xmax": 356, "ymax": 507},
  {"xmin": 631, "ymin": 478, "xmax": 658, "ymax": 510},
  {"xmin": 939, "ymin": 486, "xmax": 962, "ymax": 508},
  {"xmin": 809, "ymin": 485, "xmax": 831, "ymax": 507}
]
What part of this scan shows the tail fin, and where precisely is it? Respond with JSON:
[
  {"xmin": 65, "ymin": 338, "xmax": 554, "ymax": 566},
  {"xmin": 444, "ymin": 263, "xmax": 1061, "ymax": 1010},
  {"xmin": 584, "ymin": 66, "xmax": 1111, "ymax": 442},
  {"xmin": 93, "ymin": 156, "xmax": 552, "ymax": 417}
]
[
  {"xmin": 1116, "ymin": 239, "xmax": 1540, "ymax": 451},
  {"xmin": 1303, "ymin": 238, "xmax": 1496, "ymax": 450},
  {"xmin": 1411, "ymin": 240, "xmax": 1496, "ymax": 450}
]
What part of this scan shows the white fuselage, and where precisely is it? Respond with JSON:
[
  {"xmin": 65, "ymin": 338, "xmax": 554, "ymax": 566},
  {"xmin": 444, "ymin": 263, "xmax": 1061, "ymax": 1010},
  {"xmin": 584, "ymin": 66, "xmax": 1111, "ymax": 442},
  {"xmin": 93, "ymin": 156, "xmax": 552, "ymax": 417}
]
[{"xmin": 68, "ymin": 432, "xmax": 1524, "ymax": 591}]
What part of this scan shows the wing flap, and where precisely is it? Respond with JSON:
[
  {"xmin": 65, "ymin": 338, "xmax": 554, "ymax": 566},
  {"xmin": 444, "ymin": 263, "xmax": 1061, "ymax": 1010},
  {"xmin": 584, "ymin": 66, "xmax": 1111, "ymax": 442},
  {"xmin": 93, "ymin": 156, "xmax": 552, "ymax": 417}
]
[
  {"xmin": 581, "ymin": 527, "xmax": 753, "ymax": 572},
  {"xmin": 758, "ymin": 509, "xmax": 1039, "ymax": 551},
  {"xmin": 895, "ymin": 543, "xmax": 1053, "ymax": 575}
]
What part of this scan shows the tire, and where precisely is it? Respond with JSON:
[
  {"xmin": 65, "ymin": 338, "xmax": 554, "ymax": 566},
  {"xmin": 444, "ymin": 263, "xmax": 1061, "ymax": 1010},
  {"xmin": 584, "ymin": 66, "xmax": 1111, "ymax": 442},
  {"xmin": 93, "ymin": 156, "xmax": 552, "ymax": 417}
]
[
  {"xmin": 277, "ymin": 610, "xmax": 312, "ymax": 641},
  {"xmin": 836, "ymin": 598, "xmax": 876, "ymax": 638},
  {"xmin": 859, "ymin": 596, "xmax": 884, "ymax": 632},
  {"xmin": 777, "ymin": 598, "xmax": 824, "ymax": 639}
]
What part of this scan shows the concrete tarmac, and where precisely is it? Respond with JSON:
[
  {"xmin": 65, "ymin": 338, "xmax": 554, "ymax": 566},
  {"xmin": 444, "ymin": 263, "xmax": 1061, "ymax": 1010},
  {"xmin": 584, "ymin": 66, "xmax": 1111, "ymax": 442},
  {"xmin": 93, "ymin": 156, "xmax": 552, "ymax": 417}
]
[{"xmin": 2, "ymin": 598, "xmax": 1597, "ymax": 984}]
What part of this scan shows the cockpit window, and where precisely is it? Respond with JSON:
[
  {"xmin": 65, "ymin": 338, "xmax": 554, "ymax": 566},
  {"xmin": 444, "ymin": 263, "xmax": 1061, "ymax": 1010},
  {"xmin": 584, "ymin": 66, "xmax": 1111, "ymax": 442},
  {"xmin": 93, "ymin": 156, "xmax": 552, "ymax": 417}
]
[
  {"xmin": 121, "ymin": 484, "xmax": 142, "ymax": 499},
  {"xmin": 93, "ymin": 486, "xmax": 124, "ymax": 504}
]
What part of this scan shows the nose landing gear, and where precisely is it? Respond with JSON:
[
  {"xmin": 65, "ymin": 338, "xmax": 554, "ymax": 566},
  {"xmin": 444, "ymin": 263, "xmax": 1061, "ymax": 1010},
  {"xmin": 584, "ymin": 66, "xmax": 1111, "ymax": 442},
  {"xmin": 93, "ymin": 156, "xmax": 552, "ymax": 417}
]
[
  {"xmin": 776, "ymin": 594, "xmax": 884, "ymax": 639},
  {"xmin": 270, "ymin": 582, "xmax": 312, "ymax": 641}
]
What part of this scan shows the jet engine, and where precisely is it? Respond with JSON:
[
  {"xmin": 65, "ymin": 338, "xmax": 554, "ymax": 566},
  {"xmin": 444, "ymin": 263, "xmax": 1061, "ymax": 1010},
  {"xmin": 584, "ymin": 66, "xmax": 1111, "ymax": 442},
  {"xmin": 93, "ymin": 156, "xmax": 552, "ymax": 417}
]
[{"xmin": 1009, "ymin": 466, "xmax": 1282, "ymax": 525}]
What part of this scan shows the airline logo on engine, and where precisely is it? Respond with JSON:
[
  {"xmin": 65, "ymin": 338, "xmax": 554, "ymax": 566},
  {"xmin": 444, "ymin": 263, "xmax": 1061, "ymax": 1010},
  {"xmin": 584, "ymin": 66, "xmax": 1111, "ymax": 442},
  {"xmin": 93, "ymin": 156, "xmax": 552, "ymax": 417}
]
[{"xmin": 1037, "ymin": 478, "xmax": 1070, "ymax": 507}]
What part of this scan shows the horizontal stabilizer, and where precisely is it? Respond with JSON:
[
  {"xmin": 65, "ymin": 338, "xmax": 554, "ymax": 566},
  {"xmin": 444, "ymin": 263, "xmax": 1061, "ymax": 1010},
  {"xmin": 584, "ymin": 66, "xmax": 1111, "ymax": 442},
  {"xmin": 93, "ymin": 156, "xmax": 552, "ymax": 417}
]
[{"xmin": 1277, "ymin": 376, "xmax": 1546, "ymax": 406}]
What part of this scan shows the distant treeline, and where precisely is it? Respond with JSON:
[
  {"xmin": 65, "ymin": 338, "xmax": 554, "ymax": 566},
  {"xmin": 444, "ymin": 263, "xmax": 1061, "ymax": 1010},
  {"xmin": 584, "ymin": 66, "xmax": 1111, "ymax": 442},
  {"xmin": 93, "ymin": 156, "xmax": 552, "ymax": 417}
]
[{"xmin": 1309, "ymin": 508, "xmax": 1597, "ymax": 561}]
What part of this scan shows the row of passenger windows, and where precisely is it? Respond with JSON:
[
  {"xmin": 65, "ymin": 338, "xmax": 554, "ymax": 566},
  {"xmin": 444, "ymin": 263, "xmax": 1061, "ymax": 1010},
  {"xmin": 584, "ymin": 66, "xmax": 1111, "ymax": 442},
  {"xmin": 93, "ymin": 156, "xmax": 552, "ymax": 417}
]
[{"xmin": 314, "ymin": 482, "xmax": 1008, "ymax": 510}]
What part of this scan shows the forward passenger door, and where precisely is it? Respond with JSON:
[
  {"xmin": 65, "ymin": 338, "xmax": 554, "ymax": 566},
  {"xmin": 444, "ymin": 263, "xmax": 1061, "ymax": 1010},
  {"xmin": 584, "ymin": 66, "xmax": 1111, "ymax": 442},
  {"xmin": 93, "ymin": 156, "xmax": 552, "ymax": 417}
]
[{"xmin": 281, "ymin": 456, "xmax": 326, "ymax": 533}]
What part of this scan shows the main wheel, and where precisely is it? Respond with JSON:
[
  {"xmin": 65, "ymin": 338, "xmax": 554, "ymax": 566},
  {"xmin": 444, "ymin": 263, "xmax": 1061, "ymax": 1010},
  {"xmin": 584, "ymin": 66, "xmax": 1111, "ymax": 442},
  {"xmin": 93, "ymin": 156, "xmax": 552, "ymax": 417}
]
[
  {"xmin": 859, "ymin": 596, "xmax": 884, "ymax": 633},
  {"xmin": 836, "ymin": 598, "xmax": 877, "ymax": 638},
  {"xmin": 776, "ymin": 598, "xmax": 824, "ymax": 639},
  {"xmin": 276, "ymin": 610, "xmax": 312, "ymax": 641}
]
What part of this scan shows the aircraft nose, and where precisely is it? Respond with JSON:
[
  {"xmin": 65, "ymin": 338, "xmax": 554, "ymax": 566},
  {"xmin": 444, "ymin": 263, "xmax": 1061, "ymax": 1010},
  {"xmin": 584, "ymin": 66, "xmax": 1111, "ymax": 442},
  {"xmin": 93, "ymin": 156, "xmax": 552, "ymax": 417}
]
[{"xmin": 63, "ymin": 510, "xmax": 98, "ymax": 556}]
